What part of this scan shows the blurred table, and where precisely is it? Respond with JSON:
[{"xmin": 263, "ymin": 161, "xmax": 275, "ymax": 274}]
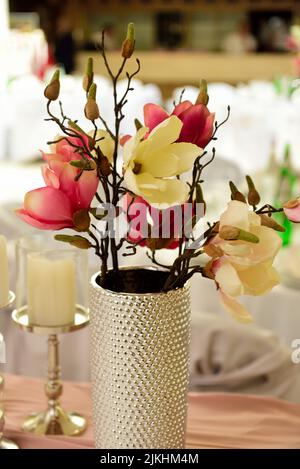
[
  {"xmin": 3, "ymin": 373, "xmax": 300, "ymax": 449},
  {"xmin": 191, "ymin": 276, "xmax": 300, "ymax": 347},
  {"xmin": 77, "ymin": 52, "xmax": 294, "ymax": 87}
]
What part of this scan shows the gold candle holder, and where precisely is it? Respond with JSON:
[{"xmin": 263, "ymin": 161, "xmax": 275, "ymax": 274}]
[
  {"xmin": 11, "ymin": 305, "xmax": 89, "ymax": 436},
  {"xmin": 0, "ymin": 291, "xmax": 19, "ymax": 450}
]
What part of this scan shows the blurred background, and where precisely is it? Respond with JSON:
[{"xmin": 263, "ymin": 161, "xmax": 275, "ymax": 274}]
[{"xmin": 2, "ymin": 0, "xmax": 300, "ymax": 403}]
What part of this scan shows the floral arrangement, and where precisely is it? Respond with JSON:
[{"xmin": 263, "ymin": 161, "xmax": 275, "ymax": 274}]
[{"xmin": 17, "ymin": 24, "xmax": 300, "ymax": 322}]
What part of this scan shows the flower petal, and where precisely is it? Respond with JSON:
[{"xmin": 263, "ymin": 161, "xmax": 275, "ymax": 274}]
[
  {"xmin": 123, "ymin": 127, "xmax": 148, "ymax": 167},
  {"xmin": 43, "ymin": 152, "xmax": 68, "ymax": 163},
  {"xmin": 124, "ymin": 169, "xmax": 141, "ymax": 197},
  {"xmin": 15, "ymin": 209, "xmax": 72, "ymax": 230},
  {"xmin": 120, "ymin": 134, "xmax": 131, "ymax": 146},
  {"xmin": 146, "ymin": 116, "xmax": 183, "ymax": 153},
  {"xmin": 49, "ymin": 162, "xmax": 78, "ymax": 206},
  {"xmin": 197, "ymin": 112, "xmax": 215, "ymax": 148},
  {"xmin": 141, "ymin": 142, "xmax": 201, "ymax": 178},
  {"xmin": 215, "ymin": 261, "xmax": 244, "ymax": 297},
  {"xmin": 177, "ymin": 104, "xmax": 210, "ymax": 146},
  {"xmin": 172, "ymin": 100, "xmax": 192, "ymax": 117},
  {"xmin": 238, "ymin": 262, "xmax": 280, "ymax": 296},
  {"xmin": 77, "ymin": 170, "xmax": 99, "ymax": 209},
  {"xmin": 53, "ymin": 162, "xmax": 98, "ymax": 210},
  {"xmin": 142, "ymin": 178, "xmax": 190, "ymax": 208},
  {"xmin": 24, "ymin": 187, "xmax": 73, "ymax": 222},
  {"xmin": 240, "ymin": 225, "xmax": 282, "ymax": 265},
  {"xmin": 89, "ymin": 129, "xmax": 115, "ymax": 163},
  {"xmin": 221, "ymin": 242, "xmax": 252, "ymax": 257},
  {"xmin": 42, "ymin": 164, "xmax": 59, "ymax": 189},
  {"xmin": 144, "ymin": 103, "xmax": 169, "ymax": 131},
  {"xmin": 220, "ymin": 200, "xmax": 251, "ymax": 231},
  {"xmin": 125, "ymin": 170, "xmax": 189, "ymax": 208},
  {"xmin": 54, "ymin": 138, "xmax": 77, "ymax": 161},
  {"xmin": 284, "ymin": 202, "xmax": 300, "ymax": 223},
  {"xmin": 16, "ymin": 187, "xmax": 74, "ymax": 230},
  {"xmin": 219, "ymin": 291, "xmax": 253, "ymax": 323}
]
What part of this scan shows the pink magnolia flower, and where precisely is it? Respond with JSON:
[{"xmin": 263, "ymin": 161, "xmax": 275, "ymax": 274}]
[
  {"xmin": 16, "ymin": 135, "xmax": 99, "ymax": 230},
  {"xmin": 284, "ymin": 198, "xmax": 300, "ymax": 223},
  {"xmin": 144, "ymin": 100, "xmax": 215, "ymax": 149},
  {"xmin": 45, "ymin": 133, "xmax": 91, "ymax": 163},
  {"xmin": 124, "ymin": 193, "xmax": 198, "ymax": 250}
]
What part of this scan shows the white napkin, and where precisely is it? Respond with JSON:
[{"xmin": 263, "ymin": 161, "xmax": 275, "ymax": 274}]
[{"xmin": 190, "ymin": 313, "xmax": 300, "ymax": 402}]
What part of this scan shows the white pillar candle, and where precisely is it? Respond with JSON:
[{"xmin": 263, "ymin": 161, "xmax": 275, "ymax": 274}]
[
  {"xmin": 0, "ymin": 235, "xmax": 9, "ymax": 307},
  {"xmin": 27, "ymin": 254, "xmax": 76, "ymax": 326}
]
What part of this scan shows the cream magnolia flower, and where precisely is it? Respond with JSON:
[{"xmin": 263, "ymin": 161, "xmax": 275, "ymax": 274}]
[
  {"xmin": 89, "ymin": 129, "xmax": 115, "ymax": 163},
  {"xmin": 123, "ymin": 116, "xmax": 202, "ymax": 207},
  {"xmin": 208, "ymin": 200, "xmax": 282, "ymax": 323}
]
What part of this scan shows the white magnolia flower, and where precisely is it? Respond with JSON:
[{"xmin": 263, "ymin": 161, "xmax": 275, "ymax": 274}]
[
  {"xmin": 123, "ymin": 116, "xmax": 202, "ymax": 207},
  {"xmin": 208, "ymin": 200, "xmax": 282, "ymax": 323}
]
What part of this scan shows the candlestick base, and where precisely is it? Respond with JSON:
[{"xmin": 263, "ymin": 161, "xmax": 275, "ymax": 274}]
[
  {"xmin": 22, "ymin": 407, "xmax": 87, "ymax": 436},
  {"xmin": 0, "ymin": 291, "xmax": 15, "ymax": 309},
  {"xmin": 0, "ymin": 438, "xmax": 20, "ymax": 449},
  {"xmin": 1, "ymin": 407, "xmax": 19, "ymax": 448}
]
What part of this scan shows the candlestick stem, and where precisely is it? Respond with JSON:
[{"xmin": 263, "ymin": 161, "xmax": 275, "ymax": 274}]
[{"xmin": 45, "ymin": 334, "xmax": 63, "ymax": 433}]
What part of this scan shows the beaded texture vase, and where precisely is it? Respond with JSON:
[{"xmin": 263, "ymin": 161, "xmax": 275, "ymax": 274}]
[{"xmin": 89, "ymin": 267, "xmax": 191, "ymax": 449}]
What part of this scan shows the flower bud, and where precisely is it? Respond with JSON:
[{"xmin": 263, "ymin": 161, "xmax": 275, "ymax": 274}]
[
  {"xmin": 195, "ymin": 79, "xmax": 209, "ymax": 106},
  {"xmin": 84, "ymin": 83, "xmax": 100, "ymax": 120},
  {"xmin": 70, "ymin": 159, "xmax": 96, "ymax": 171},
  {"xmin": 82, "ymin": 57, "xmax": 94, "ymax": 92},
  {"xmin": 85, "ymin": 84, "xmax": 99, "ymax": 118},
  {"xmin": 44, "ymin": 70, "xmax": 60, "ymax": 101},
  {"xmin": 85, "ymin": 99, "xmax": 100, "ymax": 120},
  {"xmin": 88, "ymin": 82, "xmax": 97, "ymax": 100},
  {"xmin": 73, "ymin": 209, "xmax": 91, "ymax": 231},
  {"xmin": 121, "ymin": 23, "xmax": 135, "ymax": 58},
  {"xmin": 134, "ymin": 118, "xmax": 143, "ymax": 131},
  {"xmin": 70, "ymin": 236, "xmax": 92, "ymax": 249},
  {"xmin": 98, "ymin": 155, "xmax": 111, "ymax": 176},
  {"xmin": 229, "ymin": 181, "xmax": 246, "ymax": 203},
  {"xmin": 219, "ymin": 225, "xmax": 259, "ymax": 243},
  {"xmin": 248, "ymin": 188, "xmax": 261, "ymax": 206},
  {"xmin": 283, "ymin": 198, "xmax": 299, "ymax": 209},
  {"xmin": 55, "ymin": 234, "xmax": 92, "ymax": 249},
  {"xmin": 246, "ymin": 175, "xmax": 261, "ymax": 206},
  {"xmin": 260, "ymin": 214, "xmax": 285, "ymax": 232},
  {"xmin": 195, "ymin": 183, "xmax": 205, "ymax": 203}
]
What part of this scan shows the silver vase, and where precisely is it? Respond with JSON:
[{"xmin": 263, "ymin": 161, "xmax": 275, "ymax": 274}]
[{"xmin": 89, "ymin": 267, "xmax": 191, "ymax": 449}]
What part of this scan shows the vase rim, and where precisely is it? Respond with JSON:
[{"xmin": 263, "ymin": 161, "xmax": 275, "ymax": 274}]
[{"xmin": 90, "ymin": 265, "xmax": 188, "ymax": 297}]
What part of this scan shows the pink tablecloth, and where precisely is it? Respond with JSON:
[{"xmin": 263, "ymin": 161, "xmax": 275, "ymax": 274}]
[{"xmin": 2, "ymin": 374, "xmax": 300, "ymax": 449}]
